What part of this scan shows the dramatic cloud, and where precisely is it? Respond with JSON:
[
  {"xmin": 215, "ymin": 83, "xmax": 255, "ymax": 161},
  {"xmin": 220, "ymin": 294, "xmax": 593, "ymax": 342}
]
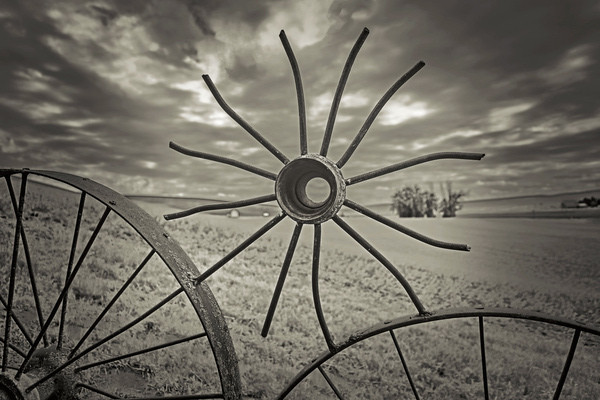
[{"xmin": 0, "ymin": 0, "xmax": 598, "ymax": 204}]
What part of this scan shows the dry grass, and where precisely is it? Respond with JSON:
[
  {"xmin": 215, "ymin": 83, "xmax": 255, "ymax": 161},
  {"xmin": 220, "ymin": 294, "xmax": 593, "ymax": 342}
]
[{"xmin": 1, "ymin": 181, "xmax": 599, "ymax": 399}]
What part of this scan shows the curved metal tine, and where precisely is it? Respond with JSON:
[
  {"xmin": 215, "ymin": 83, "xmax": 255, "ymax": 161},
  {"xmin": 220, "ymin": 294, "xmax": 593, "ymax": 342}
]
[
  {"xmin": 346, "ymin": 152, "xmax": 486, "ymax": 185},
  {"xmin": 75, "ymin": 332, "xmax": 207, "ymax": 372},
  {"xmin": 165, "ymin": 194, "xmax": 276, "ymax": 221},
  {"xmin": 57, "ymin": 191, "xmax": 86, "ymax": 350},
  {"xmin": 3, "ymin": 172, "xmax": 27, "ymax": 372},
  {"xmin": 312, "ymin": 224, "xmax": 336, "ymax": 352},
  {"xmin": 169, "ymin": 141, "xmax": 278, "ymax": 181},
  {"xmin": 478, "ymin": 316, "xmax": 489, "ymax": 400},
  {"xmin": 336, "ymin": 61, "xmax": 425, "ymax": 168},
  {"xmin": 15, "ymin": 207, "xmax": 112, "ymax": 380},
  {"xmin": 280, "ymin": 30, "xmax": 308, "ymax": 155},
  {"xmin": 318, "ymin": 365, "xmax": 346, "ymax": 400},
  {"xmin": 69, "ymin": 249, "xmax": 156, "ymax": 358},
  {"xmin": 390, "ymin": 330, "xmax": 420, "ymax": 400},
  {"xmin": 202, "ymin": 74, "xmax": 290, "ymax": 164},
  {"xmin": 332, "ymin": 215, "xmax": 427, "ymax": 315},
  {"xmin": 26, "ymin": 287, "xmax": 185, "ymax": 393},
  {"xmin": 0, "ymin": 293, "xmax": 33, "ymax": 346},
  {"xmin": 321, "ymin": 27, "xmax": 370, "ymax": 157},
  {"xmin": 261, "ymin": 223, "xmax": 303, "ymax": 337},
  {"xmin": 195, "ymin": 213, "xmax": 286, "ymax": 283},
  {"xmin": 4, "ymin": 176, "xmax": 46, "ymax": 346},
  {"xmin": 343, "ymin": 199, "xmax": 471, "ymax": 251},
  {"xmin": 553, "ymin": 329, "xmax": 581, "ymax": 400}
]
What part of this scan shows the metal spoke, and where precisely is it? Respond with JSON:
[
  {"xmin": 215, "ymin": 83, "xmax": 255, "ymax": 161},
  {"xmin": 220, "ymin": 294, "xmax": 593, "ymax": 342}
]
[
  {"xmin": 346, "ymin": 152, "xmax": 486, "ymax": 185},
  {"xmin": 390, "ymin": 330, "xmax": 420, "ymax": 400},
  {"xmin": 16, "ymin": 207, "xmax": 111, "ymax": 379},
  {"xmin": 5, "ymin": 176, "xmax": 46, "ymax": 346},
  {"xmin": 332, "ymin": 215, "xmax": 427, "ymax": 315},
  {"xmin": 75, "ymin": 332, "xmax": 206, "ymax": 372},
  {"xmin": 2, "ymin": 173, "xmax": 27, "ymax": 372},
  {"xmin": 75, "ymin": 382, "xmax": 120, "ymax": 399},
  {"xmin": 318, "ymin": 365, "xmax": 346, "ymax": 400},
  {"xmin": 0, "ymin": 293, "xmax": 33, "ymax": 346},
  {"xmin": 343, "ymin": 199, "xmax": 471, "ymax": 251},
  {"xmin": 261, "ymin": 223, "xmax": 303, "ymax": 337},
  {"xmin": 202, "ymin": 74, "xmax": 290, "ymax": 164},
  {"xmin": 478, "ymin": 316, "xmax": 489, "ymax": 400},
  {"xmin": 0, "ymin": 335, "xmax": 26, "ymax": 358},
  {"xmin": 321, "ymin": 27, "xmax": 370, "ymax": 157},
  {"xmin": 164, "ymin": 194, "xmax": 276, "ymax": 221},
  {"xmin": 336, "ymin": 61, "xmax": 425, "ymax": 168},
  {"xmin": 553, "ymin": 329, "xmax": 581, "ymax": 400},
  {"xmin": 69, "ymin": 249, "xmax": 156, "ymax": 358},
  {"xmin": 280, "ymin": 30, "xmax": 307, "ymax": 155},
  {"xmin": 26, "ymin": 287, "xmax": 185, "ymax": 392},
  {"xmin": 311, "ymin": 224, "xmax": 335, "ymax": 352},
  {"xmin": 169, "ymin": 141, "xmax": 278, "ymax": 180},
  {"xmin": 195, "ymin": 213, "xmax": 286, "ymax": 283},
  {"xmin": 57, "ymin": 191, "xmax": 86, "ymax": 350}
]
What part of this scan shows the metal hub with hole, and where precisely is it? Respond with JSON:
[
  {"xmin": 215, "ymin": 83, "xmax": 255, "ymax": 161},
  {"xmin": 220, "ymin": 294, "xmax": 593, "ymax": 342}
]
[{"xmin": 275, "ymin": 154, "xmax": 346, "ymax": 224}]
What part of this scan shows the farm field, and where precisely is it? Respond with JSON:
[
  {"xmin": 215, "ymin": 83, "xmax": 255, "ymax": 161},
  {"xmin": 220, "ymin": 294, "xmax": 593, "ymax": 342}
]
[{"xmin": 1, "ymin": 179, "xmax": 599, "ymax": 399}]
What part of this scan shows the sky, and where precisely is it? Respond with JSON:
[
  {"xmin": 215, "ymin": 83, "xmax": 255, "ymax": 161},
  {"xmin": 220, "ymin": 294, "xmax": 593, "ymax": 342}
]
[{"xmin": 0, "ymin": 0, "xmax": 599, "ymax": 204}]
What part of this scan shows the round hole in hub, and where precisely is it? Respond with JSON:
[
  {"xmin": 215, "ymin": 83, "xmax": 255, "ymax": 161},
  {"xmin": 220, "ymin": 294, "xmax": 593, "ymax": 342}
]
[{"xmin": 275, "ymin": 154, "xmax": 346, "ymax": 224}]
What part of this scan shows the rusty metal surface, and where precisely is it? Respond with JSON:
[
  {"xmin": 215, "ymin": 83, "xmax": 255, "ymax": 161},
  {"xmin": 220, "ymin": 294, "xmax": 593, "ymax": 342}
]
[{"xmin": 0, "ymin": 168, "xmax": 241, "ymax": 400}]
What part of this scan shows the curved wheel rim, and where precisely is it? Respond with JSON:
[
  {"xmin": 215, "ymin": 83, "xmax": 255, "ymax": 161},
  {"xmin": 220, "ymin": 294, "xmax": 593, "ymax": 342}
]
[{"xmin": 0, "ymin": 168, "xmax": 241, "ymax": 399}]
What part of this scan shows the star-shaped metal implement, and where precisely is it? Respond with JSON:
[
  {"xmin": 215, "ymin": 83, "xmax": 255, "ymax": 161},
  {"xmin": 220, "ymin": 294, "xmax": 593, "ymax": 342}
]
[{"xmin": 165, "ymin": 28, "xmax": 484, "ymax": 351}]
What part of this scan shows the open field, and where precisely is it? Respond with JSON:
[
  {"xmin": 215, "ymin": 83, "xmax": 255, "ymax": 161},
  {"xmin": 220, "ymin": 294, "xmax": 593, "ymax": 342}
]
[{"xmin": 1, "ymin": 179, "xmax": 599, "ymax": 399}]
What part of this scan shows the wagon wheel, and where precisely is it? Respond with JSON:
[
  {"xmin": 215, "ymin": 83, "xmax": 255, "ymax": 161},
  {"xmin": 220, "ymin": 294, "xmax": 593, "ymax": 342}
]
[
  {"xmin": 163, "ymin": 27, "xmax": 600, "ymax": 399},
  {"xmin": 0, "ymin": 169, "xmax": 241, "ymax": 399}
]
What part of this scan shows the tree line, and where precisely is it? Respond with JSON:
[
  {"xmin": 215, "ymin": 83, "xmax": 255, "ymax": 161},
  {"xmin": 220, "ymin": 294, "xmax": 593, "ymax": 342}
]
[{"xmin": 391, "ymin": 182, "xmax": 466, "ymax": 218}]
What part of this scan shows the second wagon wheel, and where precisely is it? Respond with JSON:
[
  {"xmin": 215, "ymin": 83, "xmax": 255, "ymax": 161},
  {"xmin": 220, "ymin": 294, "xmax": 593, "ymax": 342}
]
[
  {"xmin": 0, "ymin": 169, "xmax": 241, "ymax": 399},
  {"xmin": 164, "ymin": 27, "xmax": 600, "ymax": 399}
]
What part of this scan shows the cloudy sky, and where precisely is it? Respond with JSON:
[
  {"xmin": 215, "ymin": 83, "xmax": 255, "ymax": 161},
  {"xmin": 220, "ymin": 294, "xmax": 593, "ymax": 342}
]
[{"xmin": 0, "ymin": 0, "xmax": 599, "ymax": 204}]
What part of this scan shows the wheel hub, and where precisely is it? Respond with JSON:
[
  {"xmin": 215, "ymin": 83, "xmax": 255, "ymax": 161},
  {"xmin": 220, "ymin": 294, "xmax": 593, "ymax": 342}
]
[
  {"xmin": 275, "ymin": 154, "xmax": 346, "ymax": 224},
  {"xmin": 0, "ymin": 346, "xmax": 79, "ymax": 400}
]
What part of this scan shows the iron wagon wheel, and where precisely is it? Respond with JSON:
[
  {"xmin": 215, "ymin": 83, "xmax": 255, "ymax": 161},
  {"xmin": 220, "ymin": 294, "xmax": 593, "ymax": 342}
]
[
  {"xmin": 274, "ymin": 307, "xmax": 600, "ymax": 399},
  {"xmin": 0, "ymin": 169, "xmax": 241, "ymax": 400}
]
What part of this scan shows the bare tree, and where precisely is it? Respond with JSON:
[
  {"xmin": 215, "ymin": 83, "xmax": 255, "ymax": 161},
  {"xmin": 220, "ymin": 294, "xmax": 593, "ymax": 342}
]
[{"xmin": 439, "ymin": 181, "xmax": 467, "ymax": 218}]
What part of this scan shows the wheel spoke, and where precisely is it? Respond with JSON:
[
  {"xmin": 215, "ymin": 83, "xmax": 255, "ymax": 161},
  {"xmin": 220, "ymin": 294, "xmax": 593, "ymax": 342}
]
[
  {"xmin": 202, "ymin": 74, "xmax": 290, "ymax": 164},
  {"xmin": 390, "ymin": 330, "xmax": 420, "ymax": 400},
  {"xmin": 0, "ymin": 334, "xmax": 27, "ymax": 358},
  {"xmin": 311, "ymin": 224, "xmax": 335, "ymax": 352},
  {"xmin": 26, "ymin": 287, "xmax": 185, "ymax": 392},
  {"xmin": 75, "ymin": 332, "xmax": 206, "ymax": 372},
  {"xmin": 346, "ymin": 152, "xmax": 486, "ymax": 185},
  {"xmin": 0, "ymin": 293, "xmax": 33, "ymax": 346},
  {"xmin": 195, "ymin": 213, "xmax": 286, "ymax": 283},
  {"xmin": 343, "ymin": 199, "xmax": 471, "ymax": 251},
  {"xmin": 2, "ymin": 173, "xmax": 27, "ymax": 372},
  {"xmin": 164, "ymin": 194, "xmax": 276, "ymax": 221},
  {"xmin": 57, "ymin": 191, "xmax": 86, "ymax": 350},
  {"xmin": 318, "ymin": 365, "xmax": 346, "ymax": 400},
  {"xmin": 69, "ymin": 249, "xmax": 156, "ymax": 358},
  {"xmin": 169, "ymin": 141, "xmax": 278, "ymax": 180},
  {"xmin": 332, "ymin": 215, "xmax": 427, "ymax": 315},
  {"xmin": 336, "ymin": 61, "xmax": 425, "ymax": 168},
  {"xmin": 280, "ymin": 30, "xmax": 307, "ymax": 155},
  {"xmin": 321, "ymin": 27, "xmax": 370, "ymax": 157},
  {"xmin": 5, "ymin": 176, "xmax": 47, "ymax": 346},
  {"xmin": 16, "ymin": 207, "xmax": 111, "ymax": 379},
  {"xmin": 75, "ymin": 382, "xmax": 120, "ymax": 399},
  {"xmin": 553, "ymin": 329, "xmax": 581, "ymax": 400},
  {"xmin": 478, "ymin": 316, "xmax": 489, "ymax": 400},
  {"xmin": 261, "ymin": 223, "xmax": 303, "ymax": 337}
]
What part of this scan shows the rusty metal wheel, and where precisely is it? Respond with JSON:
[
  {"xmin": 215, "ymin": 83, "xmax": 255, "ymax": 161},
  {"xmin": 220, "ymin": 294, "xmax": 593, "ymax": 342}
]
[
  {"xmin": 0, "ymin": 169, "xmax": 241, "ymax": 399},
  {"xmin": 163, "ymin": 27, "xmax": 600, "ymax": 399}
]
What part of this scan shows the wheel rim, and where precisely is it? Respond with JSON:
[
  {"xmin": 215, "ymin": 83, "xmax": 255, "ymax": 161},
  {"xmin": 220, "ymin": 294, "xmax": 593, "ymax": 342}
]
[{"xmin": 0, "ymin": 169, "xmax": 241, "ymax": 399}]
